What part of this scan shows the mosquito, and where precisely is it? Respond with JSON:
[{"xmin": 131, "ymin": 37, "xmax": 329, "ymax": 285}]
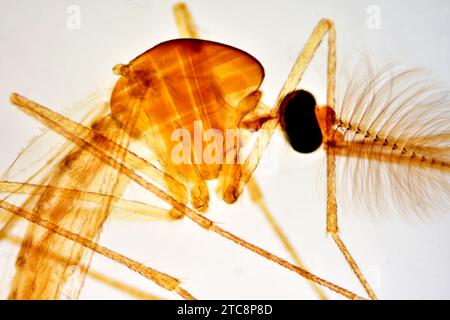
[{"xmin": 0, "ymin": 2, "xmax": 448, "ymax": 300}]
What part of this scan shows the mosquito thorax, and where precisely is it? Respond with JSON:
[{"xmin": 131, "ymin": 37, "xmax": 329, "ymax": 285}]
[{"xmin": 278, "ymin": 90, "xmax": 323, "ymax": 153}]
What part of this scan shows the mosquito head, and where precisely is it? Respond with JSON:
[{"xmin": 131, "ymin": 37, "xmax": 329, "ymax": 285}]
[{"xmin": 278, "ymin": 90, "xmax": 323, "ymax": 153}]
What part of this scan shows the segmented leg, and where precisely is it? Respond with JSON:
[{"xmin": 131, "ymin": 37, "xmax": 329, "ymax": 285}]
[
  {"xmin": 247, "ymin": 177, "xmax": 328, "ymax": 300},
  {"xmin": 174, "ymin": 4, "xmax": 327, "ymax": 299},
  {"xmin": 211, "ymin": 17, "xmax": 377, "ymax": 299},
  {"xmin": 4, "ymin": 4, "xmax": 367, "ymax": 299},
  {"xmin": 8, "ymin": 115, "xmax": 129, "ymax": 299},
  {"xmin": 0, "ymin": 198, "xmax": 195, "ymax": 300},
  {"xmin": 174, "ymin": 3, "xmax": 199, "ymax": 38},
  {"xmin": 223, "ymin": 19, "xmax": 338, "ymax": 202},
  {"xmin": 326, "ymin": 145, "xmax": 378, "ymax": 299},
  {"xmin": 9, "ymin": 91, "xmax": 363, "ymax": 300},
  {"xmin": 2, "ymin": 233, "xmax": 163, "ymax": 299}
]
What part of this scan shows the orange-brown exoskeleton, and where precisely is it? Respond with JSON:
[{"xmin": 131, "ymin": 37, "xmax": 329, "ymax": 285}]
[{"xmin": 1, "ymin": 2, "xmax": 448, "ymax": 300}]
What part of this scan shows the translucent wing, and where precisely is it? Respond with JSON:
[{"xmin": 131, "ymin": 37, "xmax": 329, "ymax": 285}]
[
  {"xmin": 0, "ymin": 91, "xmax": 134, "ymax": 299},
  {"xmin": 0, "ymin": 91, "xmax": 176, "ymax": 300},
  {"xmin": 0, "ymin": 181, "xmax": 174, "ymax": 222},
  {"xmin": 0, "ymin": 90, "xmax": 111, "ymax": 237},
  {"xmin": 333, "ymin": 63, "xmax": 450, "ymax": 218},
  {"xmin": 1, "ymin": 90, "xmax": 111, "ymax": 184}
]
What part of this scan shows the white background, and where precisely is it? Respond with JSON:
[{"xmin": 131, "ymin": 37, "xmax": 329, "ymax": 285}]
[{"xmin": 0, "ymin": 0, "xmax": 449, "ymax": 299}]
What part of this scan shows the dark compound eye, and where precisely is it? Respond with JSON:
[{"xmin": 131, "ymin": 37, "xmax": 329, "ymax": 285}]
[{"xmin": 278, "ymin": 90, "xmax": 323, "ymax": 153}]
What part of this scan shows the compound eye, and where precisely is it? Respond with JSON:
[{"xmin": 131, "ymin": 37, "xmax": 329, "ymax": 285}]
[{"xmin": 278, "ymin": 90, "xmax": 323, "ymax": 153}]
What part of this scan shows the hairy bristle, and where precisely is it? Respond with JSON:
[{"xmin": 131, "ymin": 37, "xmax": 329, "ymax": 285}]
[{"xmin": 332, "ymin": 62, "xmax": 450, "ymax": 218}]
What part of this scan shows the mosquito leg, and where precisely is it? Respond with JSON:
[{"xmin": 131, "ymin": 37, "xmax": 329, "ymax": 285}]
[
  {"xmin": 172, "ymin": 2, "xmax": 260, "ymax": 210},
  {"xmin": 172, "ymin": 2, "xmax": 240, "ymax": 211},
  {"xmin": 3, "ymin": 233, "xmax": 163, "ymax": 300},
  {"xmin": 163, "ymin": 161, "xmax": 209, "ymax": 213},
  {"xmin": 247, "ymin": 177, "xmax": 328, "ymax": 300},
  {"xmin": 162, "ymin": 164, "xmax": 189, "ymax": 219},
  {"xmin": 205, "ymin": 15, "xmax": 376, "ymax": 298},
  {"xmin": 187, "ymin": 170, "xmax": 210, "ymax": 212},
  {"xmin": 223, "ymin": 19, "xmax": 338, "ymax": 203},
  {"xmin": 317, "ymin": 20, "xmax": 377, "ymax": 299},
  {"xmin": 173, "ymin": 2, "xmax": 199, "ymax": 38},
  {"xmin": 314, "ymin": 18, "xmax": 376, "ymax": 298},
  {"xmin": 1, "ymin": 180, "xmax": 180, "ymax": 297},
  {"xmin": 0, "ymin": 198, "xmax": 195, "ymax": 300},
  {"xmin": 9, "ymin": 94, "xmax": 364, "ymax": 299},
  {"xmin": 215, "ymin": 92, "xmax": 266, "ymax": 204},
  {"xmin": 164, "ymin": 163, "xmax": 209, "ymax": 214},
  {"xmin": 0, "ymin": 181, "xmax": 178, "ymax": 221},
  {"xmin": 172, "ymin": 3, "xmax": 212, "ymax": 212},
  {"xmin": 326, "ymin": 147, "xmax": 378, "ymax": 300}
]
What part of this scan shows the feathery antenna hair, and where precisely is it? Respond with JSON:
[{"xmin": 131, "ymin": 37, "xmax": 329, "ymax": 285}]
[{"xmin": 333, "ymin": 62, "xmax": 450, "ymax": 218}]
